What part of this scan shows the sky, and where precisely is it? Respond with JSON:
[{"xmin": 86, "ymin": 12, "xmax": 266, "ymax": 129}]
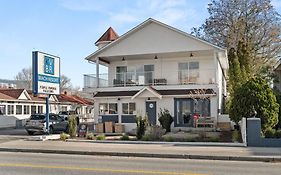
[{"xmin": 0, "ymin": 0, "xmax": 281, "ymax": 88}]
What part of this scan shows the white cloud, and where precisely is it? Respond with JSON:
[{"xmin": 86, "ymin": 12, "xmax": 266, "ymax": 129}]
[{"xmin": 59, "ymin": 0, "xmax": 206, "ymax": 33}]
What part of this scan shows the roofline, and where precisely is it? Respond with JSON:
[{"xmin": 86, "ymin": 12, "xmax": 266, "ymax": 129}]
[
  {"xmin": 132, "ymin": 86, "xmax": 162, "ymax": 99},
  {"xmin": 85, "ymin": 18, "xmax": 226, "ymax": 62}
]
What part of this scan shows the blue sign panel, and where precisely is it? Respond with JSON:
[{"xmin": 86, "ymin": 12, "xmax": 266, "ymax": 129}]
[
  {"xmin": 32, "ymin": 51, "xmax": 60, "ymax": 95},
  {"xmin": 44, "ymin": 56, "xmax": 55, "ymax": 75}
]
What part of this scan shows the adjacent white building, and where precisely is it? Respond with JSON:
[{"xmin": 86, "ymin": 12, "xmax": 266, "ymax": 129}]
[
  {"xmin": 0, "ymin": 89, "xmax": 94, "ymax": 128},
  {"xmin": 84, "ymin": 18, "xmax": 228, "ymax": 132}
]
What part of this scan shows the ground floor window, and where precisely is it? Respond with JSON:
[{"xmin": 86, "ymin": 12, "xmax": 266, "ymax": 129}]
[
  {"xmin": 61, "ymin": 106, "xmax": 67, "ymax": 112},
  {"xmin": 0, "ymin": 105, "xmax": 5, "ymax": 115},
  {"xmin": 38, "ymin": 106, "xmax": 43, "ymax": 113},
  {"xmin": 174, "ymin": 98, "xmax": 210, "ymax": 127},
  {"xmin": 7, "ymin": 105, "xmax": 14, "ymax": 115},
  {"xmin": 16, "ymin": 105, "xmax": 22, "ymax": 115},
  {"xmin": 122, "ymin": 103, "xmax": 136, "ymax": 114},
  {"xmin": 24, "ymin": 105, "xmax": 30, "ymax": 115},
  {"xmin": 99, "ymin": 103, "xmax": 118, "ymax": 115},
  {"xmin": 31, "ymin": 105, "xmax": 36, "ymax": 114}
]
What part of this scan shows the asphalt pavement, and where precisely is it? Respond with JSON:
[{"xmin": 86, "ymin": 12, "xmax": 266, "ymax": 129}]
[{"xmin": 0, "ymin": 152, "xmax": 280, "ymax": 175}]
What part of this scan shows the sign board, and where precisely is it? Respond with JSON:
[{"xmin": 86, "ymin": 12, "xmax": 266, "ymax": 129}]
[{"xmin": 32, "ymin": 51, "xmax": 60, "ymax": 95}]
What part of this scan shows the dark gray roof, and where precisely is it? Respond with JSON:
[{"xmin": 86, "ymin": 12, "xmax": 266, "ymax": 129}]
[{"xmin": 94, "ymin": 89, "xmax": 215, "ymax": 97}]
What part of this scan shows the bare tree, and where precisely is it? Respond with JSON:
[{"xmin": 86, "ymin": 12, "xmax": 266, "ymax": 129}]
[
  {"xmin": 14, "ymin": 67, "xmax": 32, "ymax": 90},
  {"xmin": 60, "ymin": 74, "xmax": 72, "ymax": 93},
  {"xmin": 192, "ymin": 0, "xmax": 281, "ymax": 71}
]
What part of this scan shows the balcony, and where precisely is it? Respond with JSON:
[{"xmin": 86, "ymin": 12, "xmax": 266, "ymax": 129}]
[{"xmin": 84, "ymin": 69, "xmax": 216, "ymax": 89}]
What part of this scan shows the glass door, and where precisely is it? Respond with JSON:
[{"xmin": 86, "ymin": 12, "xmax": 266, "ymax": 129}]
[{"xmin": 175, "ymin": 99, "xmax": 194, "ymax": 127}]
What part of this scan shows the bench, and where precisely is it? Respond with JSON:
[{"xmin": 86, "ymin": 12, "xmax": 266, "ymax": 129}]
[{"xmin": 196, "ymin": 117, "xmax": 215, "ymax": 128}]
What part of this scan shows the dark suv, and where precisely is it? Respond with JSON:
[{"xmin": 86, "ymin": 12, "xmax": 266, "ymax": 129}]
[{"xmin": 25, "ymin": 113, "xmax": 68, "ymax": 135}]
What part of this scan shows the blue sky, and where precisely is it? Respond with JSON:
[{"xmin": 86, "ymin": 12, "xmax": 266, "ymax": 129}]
[{"xmin": 0, "ymin": 0, "xmax": 281, "ymax": 88}]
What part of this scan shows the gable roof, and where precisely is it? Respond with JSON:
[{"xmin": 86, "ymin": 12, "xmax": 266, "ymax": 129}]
[
  {"xmin": 132, "ymin": 86, "xmax": 162, "ymax": 99},
  {"xmin": 0, "ymin": 92, "xmax": 15, "ymax": 100},
  {"xmin": 95, "ymin": 27, "xmax": 119, "ymax": 45},
  {"xmin": 85, "ymin": 18, "xmax": 226, "ymax": 61},
  {"xmin": 0, "ymin": 89, "xmax": 25, "ymax": 99}
]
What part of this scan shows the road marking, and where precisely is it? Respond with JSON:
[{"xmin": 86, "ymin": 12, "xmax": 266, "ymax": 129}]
[{"xmin": 0, "ymin": 163, "xmax": 208, "ymax": 175}]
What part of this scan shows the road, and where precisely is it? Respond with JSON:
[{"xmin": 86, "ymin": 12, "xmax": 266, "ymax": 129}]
[{"xmin": 0, "ymin": 152, "xmax": 280, "ymax": 175}]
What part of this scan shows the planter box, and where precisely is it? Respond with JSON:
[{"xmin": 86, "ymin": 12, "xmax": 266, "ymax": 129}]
[
  {"xmin": 105, "ymin": 121, "xmax": 115, "ymax": 133},
  {"xmin": 96, "ymin": 123, "xmax": 105, "ymax": 133},
  {"xmin": 115, "ymin": 124, "xmax": 125, "ymax": 133},
  {"xmin": 217, "ymin": 122, "xmax": 231, "ymax": 131}
]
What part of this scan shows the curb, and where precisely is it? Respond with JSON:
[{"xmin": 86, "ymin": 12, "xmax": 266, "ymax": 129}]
[
  {"xmin": 0, "ymin": 147, "xmax": 279, "ymax": 163},
  {"xmin": 66, "ymin": 139, "xmax": 246, "ymax": 147}
]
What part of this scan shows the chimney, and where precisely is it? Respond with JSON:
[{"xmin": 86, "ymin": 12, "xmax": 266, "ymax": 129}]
[{"xmin": 95, "ymin": 27, "xmax": 119, "ymax": 49}]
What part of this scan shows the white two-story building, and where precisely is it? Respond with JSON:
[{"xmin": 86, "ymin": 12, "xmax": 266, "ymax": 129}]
[{"xmin": 84, "ymin": 18, "xmax": 228, "ymax": 132}]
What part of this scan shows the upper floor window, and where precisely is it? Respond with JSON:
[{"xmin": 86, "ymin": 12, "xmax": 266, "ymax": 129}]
[
  {"xmin": 178, "ymin": 61, "xmax": 199, "ymax": 84},
  {"xmin": 99, "ymin": 103, "xmax": 118, "ymax": 115},
  {"xmin": 122, "ymin": 103, "xmax": 136, "ymax": 114}
]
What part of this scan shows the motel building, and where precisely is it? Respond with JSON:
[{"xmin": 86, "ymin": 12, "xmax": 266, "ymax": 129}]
[
  {"xmin": 0, "ymin": 88, "xmax": 94, "ymax": 128},
  {"xmin": 83, "ymin": 18, "xmax": 230, "ymax": 133}
]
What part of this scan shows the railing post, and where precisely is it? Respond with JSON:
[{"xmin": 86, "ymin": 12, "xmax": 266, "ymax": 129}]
[{"xmin": 96, "ymin": 57, "xmax": 99, "ymax": 88}]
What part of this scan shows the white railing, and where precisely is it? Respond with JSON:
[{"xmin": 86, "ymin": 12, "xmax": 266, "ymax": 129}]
[{"xmin": 84, "ymin": 69, "xmax": 216, "ymax": 88}]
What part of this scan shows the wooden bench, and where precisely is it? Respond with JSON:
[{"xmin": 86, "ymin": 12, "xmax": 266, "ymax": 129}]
[{"xmin": 196, "ymin": 117, "xmax": 215, "ymax": 128}]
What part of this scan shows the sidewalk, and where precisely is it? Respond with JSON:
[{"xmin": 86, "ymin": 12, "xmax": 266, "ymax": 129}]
[{"xmin": 0, "ymin": 139, "xmax": 280, "ymax": 162}]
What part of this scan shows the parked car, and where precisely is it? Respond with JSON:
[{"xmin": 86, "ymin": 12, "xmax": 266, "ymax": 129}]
[
  {"xmin": 25, "ymin": 113, "xmax": 68, "ymax": 135},
  {"xmin": 58, "ymin": 110, "xmax": 80, "ymax": 125}
]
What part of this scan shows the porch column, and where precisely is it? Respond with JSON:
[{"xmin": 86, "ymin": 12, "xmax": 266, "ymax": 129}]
[{"xmin": 96, "ymin": 57, "xmax": 100, "ymax": 88}]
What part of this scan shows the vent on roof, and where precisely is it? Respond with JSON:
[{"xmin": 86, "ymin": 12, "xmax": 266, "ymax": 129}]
[{"xmin": 95, "ymin": 27, "xmax": 119, "ymax": 49}]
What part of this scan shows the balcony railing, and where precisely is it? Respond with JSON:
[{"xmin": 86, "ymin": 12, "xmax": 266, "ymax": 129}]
[{"xmin": 84, "ymin": 69, "xmax": 215, "ymax": 88}]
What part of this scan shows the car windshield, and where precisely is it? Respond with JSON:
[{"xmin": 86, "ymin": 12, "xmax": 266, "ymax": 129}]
[{"xmin": 30, "ymin": 114, "xmax": 45, "ymax": 120}]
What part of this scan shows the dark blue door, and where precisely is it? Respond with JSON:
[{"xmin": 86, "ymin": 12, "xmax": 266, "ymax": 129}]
[{"xmin": 146, "ymin": 101, "xmax": 156, "ymax": 125}]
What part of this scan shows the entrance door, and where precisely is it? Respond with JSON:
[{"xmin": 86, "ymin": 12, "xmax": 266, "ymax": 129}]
[{"xmin": 146, "ymin": 101, "xmax": 156, "ymax": 125}]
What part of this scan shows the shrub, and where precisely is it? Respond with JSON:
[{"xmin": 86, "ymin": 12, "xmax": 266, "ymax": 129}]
[
  {"xmin": 163, "ymin": 136, "xmax": 175, "ymax": 142},
  {"xmin": 158, "ymin": 108, "xmax": 173, "ymax": 133},
  {"xmin": 232, "ymin": 130, "xmax": 241, "ymax": 142},
  {"xmin": 86, "ymin": 132, "xmax": 95, "ymax": 140},
  {"xmin": 264, "ymin": 128, "xmax": 276, "ymax": 138},
  {"xmin": 96, "ymin": 134, "xmax": 105, "ymax": 140},
  {"xmin": 68, "ymin": 115, "xmax": 77, "ymax": 138},
  {"xmin": 229, "ymin": 77, "xmax": 279, "ymax": 132},
  {"xmin": 60, "ymin": 132, "xmax": 69, "ymax": 141},
  {"xmin": 136, "ymin": 116, "xmax": 148, "ymax": 140},
  {"xmin": 141, "ymin": 135, "xmax": 151, "ymax": 141},
  {"xmin": 120, "ymin": 134, "xmax": 130, "ymax": 141},
  {"xmin": 144, "ymin": 125, "xmax": 166, "ymax": 141},
  {"xmin": 209, "ymin": 136, "xmax": 220, "ymax": 142}
]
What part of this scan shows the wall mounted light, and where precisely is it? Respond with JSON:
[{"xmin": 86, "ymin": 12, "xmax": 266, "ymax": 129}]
[
  {"xmin": 122, "ymin": 57, "xmax": 125, "ymax": 61},
  {"xmin": 147, "ymin": 97, "xmax": 151, "ymax": 100},
  {"xmin": 154, "ymin": 55, "xmax": 158, "ymax": 59},
  {"xmin": 190, "ymin": 52, "xmax": 194, "ymax": 57},
  {"xmin": 117, "ymin": 98, "xmax": 121, "ymax": 101}
]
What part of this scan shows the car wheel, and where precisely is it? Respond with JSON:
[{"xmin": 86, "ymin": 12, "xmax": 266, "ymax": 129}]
[
  {"xmin": 49, "ymin": 126, "xmax": 54, "ymax": 134},
  {"xmin": 27, "ymin": 131, "xmax": 34, "ymax": 135}
]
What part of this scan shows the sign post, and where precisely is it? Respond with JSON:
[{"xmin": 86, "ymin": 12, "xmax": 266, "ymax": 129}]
[{"xmin": 32, "ymin": 51, "xmax": 60, "ymax": 134}]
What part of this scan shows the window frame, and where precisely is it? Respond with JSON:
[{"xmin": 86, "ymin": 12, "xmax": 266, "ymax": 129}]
[
  {"xmin": 122, "ymin": 102, "xmax": 136, "ymax": 115},
  {"xmin": 0, "ymin": 105, "xmax": 6, "ymax": 115},
  {"xmin": 23, "ymin": 105, "xmax": 30, "ymax": 115},
  {"xmin": 16, "ymin": 105, "xmax": 22, "ymax": 115},
  {"xmin": 99, "ymin": 103, "xmax": 118, "ymax": 115}
]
